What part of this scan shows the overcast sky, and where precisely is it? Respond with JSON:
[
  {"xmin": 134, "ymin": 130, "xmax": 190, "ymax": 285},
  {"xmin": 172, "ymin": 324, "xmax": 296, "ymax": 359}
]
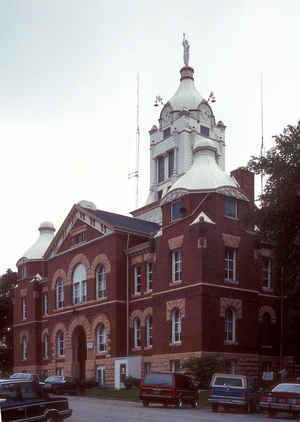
[{"xmin": 1, "ymin": 0, "xmax": 299, "ymax": 274}]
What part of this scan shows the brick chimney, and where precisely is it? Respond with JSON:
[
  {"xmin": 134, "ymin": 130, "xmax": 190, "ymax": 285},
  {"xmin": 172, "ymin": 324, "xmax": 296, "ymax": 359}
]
[{"xmin": 231, "ymin": 167, "xmax": 255, "ymax": 203}]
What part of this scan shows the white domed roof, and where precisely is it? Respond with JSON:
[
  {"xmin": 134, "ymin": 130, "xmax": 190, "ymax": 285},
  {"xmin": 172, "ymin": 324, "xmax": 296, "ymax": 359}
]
[
  {"xmin": 169, "ymin": 149, "xmax": 238, "ymax": 193},
  {"xmin": 22, "ymin": 221, "xmax": 55, "ymax": 260},
  {"xmin": 168, "ymin": 67, "xmax": 203, "ymax": 111},
  {"xmin": 77, "ymin": 200, "xmax": 97, "ymax": 210}
]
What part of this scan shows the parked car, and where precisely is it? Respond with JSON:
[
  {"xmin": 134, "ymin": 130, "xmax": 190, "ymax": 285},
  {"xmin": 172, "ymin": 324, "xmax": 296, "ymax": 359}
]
[
  {"xmin": 208, "ymin": 373, "xmax": 260, "ymax": 413},
  {"xmin": 9, "ymin": 373, "xmax": 42, "ymax": 384},
  {"xmin": 0, "ymin": 378, "xmax": 72, "ymax": 421},
  {"xmin": 44, "ymin": 376, "xmax": 80, "ymax": 395},
  {"xmin": 259, "ymin": 383, "xmax": 300, "ymax": 418},
  {"xmin": 139, "ymin": 372, "xmax": 198, "ymax": 408}
]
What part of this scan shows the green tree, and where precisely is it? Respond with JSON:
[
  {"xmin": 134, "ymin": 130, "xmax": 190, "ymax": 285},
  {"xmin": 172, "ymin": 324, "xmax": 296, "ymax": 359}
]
[
  {"xmin": 246, "ymin": 122, "xmax": 300, "ymax": 291},
  {"xmin": 0, "ymin": 269, "xmax": 17, "ymax": 375},
  {"xmin": 182, "ymin": 355, "xmax": 225, "ymax": 388}
]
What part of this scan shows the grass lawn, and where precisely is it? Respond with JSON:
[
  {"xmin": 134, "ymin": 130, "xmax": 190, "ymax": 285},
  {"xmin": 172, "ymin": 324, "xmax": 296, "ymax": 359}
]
[{"xmin": 85, "ymin": 387, "xmax": 209, "ymax": 406}]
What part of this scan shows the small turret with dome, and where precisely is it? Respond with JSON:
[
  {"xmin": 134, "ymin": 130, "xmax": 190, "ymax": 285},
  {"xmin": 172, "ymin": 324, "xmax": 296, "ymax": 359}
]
[{"xmin": 21, "ymin": 221, "xmax": 56, "ymax": 260}]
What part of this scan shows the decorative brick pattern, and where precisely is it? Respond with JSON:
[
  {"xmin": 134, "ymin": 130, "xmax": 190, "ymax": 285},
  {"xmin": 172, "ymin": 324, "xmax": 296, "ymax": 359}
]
[
  {"xmin": 258, "ymin": 305, "xmax": 277, "ymax": 324},
  {"xmin": 168, "ymin": 235, "xmax": 184, "ymax": 250},
  {"xmin": 66, "ymin": 253, "xmax": 91, "ymax": 285},
  {"xmin": 51, "ymin": 268, "xmax": 67, "ymax": 290},
  {"xmin": 90, "ymin": 254, "xmax": 111, "ymax": 274},
  {"xmin": 166, "ymin": 299, "xmax": 185, "ymax": 321},
  {"xmin": 220, "ymin": 297, "xmax": 242, "ymax": 319},
  {"xmin": 222, "ymin": 234, "xmax": 240, "ymax": 248},
  {"xmin": 130, "ymin": 310, "xmax": 144, "ymax": 327}
]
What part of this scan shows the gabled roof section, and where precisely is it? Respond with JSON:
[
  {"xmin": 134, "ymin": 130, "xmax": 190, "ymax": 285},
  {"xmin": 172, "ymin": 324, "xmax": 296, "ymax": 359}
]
[
  {"xmin": 85, "ymin": 208, "xmax": 160, "ymax": 236},
  {"xmin": 190, "ymin": 211, "xmax": 215, "ymax": 226},
  {"xmin": 44, "ymin": 202, "xmax": 160, "ymax": 260}
]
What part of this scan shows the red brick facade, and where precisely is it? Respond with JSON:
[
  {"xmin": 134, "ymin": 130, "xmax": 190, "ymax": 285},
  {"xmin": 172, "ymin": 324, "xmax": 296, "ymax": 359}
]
[{"xmin": 13, "ymin": 184, "xmax": 292, "ymax": 387}]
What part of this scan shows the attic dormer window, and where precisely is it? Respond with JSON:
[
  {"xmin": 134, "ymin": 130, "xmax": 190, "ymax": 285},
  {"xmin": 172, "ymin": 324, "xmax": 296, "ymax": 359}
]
[
  {"xmin": 200, "ymin": 125, "xmax": 210, "ymax": 137},
  {"xmin": 163, "ymin": 127, "xmax": 171, "ymax": 139}
]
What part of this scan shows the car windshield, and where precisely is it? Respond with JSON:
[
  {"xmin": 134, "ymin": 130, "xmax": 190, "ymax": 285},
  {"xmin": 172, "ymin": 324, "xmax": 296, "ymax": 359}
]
[
  {"xmin": 143, "ymin": 373, "xmax": 173, "ymax": 386},
  {"xmin": 9, "ymin": 374, "xmax": 31, "ymax": 380},
  {"xmin": 273, "ymin": 384, "xmax": 300, "ymax": 394},
  {"xmin": 45, "ymin": 376, "xmax": 63, "ymax": 383},
  {"xmin": 214, "ymin": 377, "xmax": 243, "ymax": 387}
]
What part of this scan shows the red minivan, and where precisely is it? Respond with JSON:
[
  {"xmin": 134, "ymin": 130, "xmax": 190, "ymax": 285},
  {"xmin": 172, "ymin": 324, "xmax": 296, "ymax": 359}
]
[{"xmin": 139, "ymin": 372, "xmax": 198, "ymax": 408}]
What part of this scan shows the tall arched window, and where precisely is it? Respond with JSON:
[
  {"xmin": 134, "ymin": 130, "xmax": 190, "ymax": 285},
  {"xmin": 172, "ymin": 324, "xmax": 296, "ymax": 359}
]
[
  {"xmin": 56, "ymin": 278, "xmax": 64, "ymax": 309},
  {"xmin": 96, "ymin": 265, "xmax": 106, "ymax": 299},
  {"xmin": 22, "ymin": 336, "xmax": 28, "ymax": 360},
  {"xmin": 72, "ymin": 264, "xmax": 87, "ymax": 305},
  {"xmin": 172, "ymin": 309, "xmax": 181, "ymax": 344},
  {"xmin": 44, "ymin": 334, "xmax": 48, "ymax": 359},
  {"xmin": 146, "ymin": 315, "xmax": 152, "ymax": 347},
  {"xmin": 225, "ymin": 308, "xmax": 236, "ymax": 343},
  {"xmin": 133, "ymin": 317, "xmax": 141, "ymax": 348},
  {"xmin": 57, "ymin": 331, "xmax": 64, "ymax": 357},
  {"xmin": 97, "ymin": 324, "xmax": 106, "ymax": 352}
]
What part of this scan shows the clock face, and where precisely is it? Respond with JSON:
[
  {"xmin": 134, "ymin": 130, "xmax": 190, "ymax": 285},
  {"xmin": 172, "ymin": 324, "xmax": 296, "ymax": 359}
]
[{"xmin": 200, "ymin": 105, "xmax": 211, "ymax": 124}]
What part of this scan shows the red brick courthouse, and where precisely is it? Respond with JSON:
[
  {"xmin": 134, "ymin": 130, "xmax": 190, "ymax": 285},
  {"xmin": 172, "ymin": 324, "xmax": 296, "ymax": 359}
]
[{"xmin": 13, "ymin": 41, "xmax": 291, "ymax": 388}]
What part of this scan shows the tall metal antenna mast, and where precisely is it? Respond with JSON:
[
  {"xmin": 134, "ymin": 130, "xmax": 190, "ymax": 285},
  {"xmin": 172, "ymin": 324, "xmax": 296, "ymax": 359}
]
[
  {"xmin": 260, "ymin": 72, "xmax": 264, "ymax": 198},
  {"xmin": 128, "ymin": 73, "xmax": 140, "ymax": 209}
]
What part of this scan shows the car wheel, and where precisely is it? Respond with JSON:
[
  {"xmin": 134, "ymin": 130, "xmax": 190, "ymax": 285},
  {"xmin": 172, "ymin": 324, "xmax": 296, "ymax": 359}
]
[
  {"xmin": 192, "ymin": 399, "xmax": 199, "ymax": 408},
  {"xmin": 212, "ymin": 404, "xmax": 218, "ymax": 412},
  {"xmin": 176, "ymin": 398, "xmax": 183, "ymax": 409},
  {"xmin": 142, "ymin": 401, "xmax": 149, "ymax": 407}
]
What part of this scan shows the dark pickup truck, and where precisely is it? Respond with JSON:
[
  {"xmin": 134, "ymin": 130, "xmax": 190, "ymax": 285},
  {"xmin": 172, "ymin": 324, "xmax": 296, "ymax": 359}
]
[{"xmin": 0, "ymin": 378, "xmax": 72, "ymax": 422}]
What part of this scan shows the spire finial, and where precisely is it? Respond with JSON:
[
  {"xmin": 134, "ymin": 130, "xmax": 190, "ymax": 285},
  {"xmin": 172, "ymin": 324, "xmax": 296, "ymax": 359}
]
[{"xmin": 182, "ymin": 33, "xmax": 190, "ymax": 67}]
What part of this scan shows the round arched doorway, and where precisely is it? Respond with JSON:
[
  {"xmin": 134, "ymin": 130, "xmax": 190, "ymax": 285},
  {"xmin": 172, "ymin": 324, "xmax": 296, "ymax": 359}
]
[{"xmin": 71, "ymin": 326, "xmax": 87, "ymax": 380}]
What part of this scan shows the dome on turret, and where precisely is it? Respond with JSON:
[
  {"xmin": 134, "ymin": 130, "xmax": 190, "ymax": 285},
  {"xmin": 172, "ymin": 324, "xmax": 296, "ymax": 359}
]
[
  {"xmin": 168, "ymin": 66, "xmax": 203, "ymax": 111},
  {"xmin": 22, "ymin": 221, "xmax": 55, "ymax": 260}
]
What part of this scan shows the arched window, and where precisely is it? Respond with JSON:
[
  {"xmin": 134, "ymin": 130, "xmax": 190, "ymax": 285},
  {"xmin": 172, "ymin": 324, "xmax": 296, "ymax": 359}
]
[
  {"xmin": 56, "ymin": 278, "xmax": 64, "ymax": 309},
  {"xmin": 96, "ymin": 265, "xmax": 106, "ymax": 299},
  {"xmin": 225, "ymin": 308, "xmax": 236, "ymax": 343},
  {"xmin": 57, "ymin": 331, "xmax": 64, "ymax": 357},
  {"xmin": 44, "ymin": 334, "xmax": 48, "ymax": 359},
  {"xmin": 133, "ymin": 317, "xmax": 141, "ymax": 348},
  {"xmin": 172, "ymin": 309, "xmax": 181, "ymax": 344},
  {"xmin": 146, "ymin": 315, "xmax": 152, "ymax": 347},
  {"xmin": 97, "ymin": 324, "xmax": 106, "ymax": 353},
  {"xmin": 72, "ymin": 264, "xmax": 87, "ymax": 305},
  {"xmin": 22, "ymin": 336, "xmax": 28, "ymax": 360}
]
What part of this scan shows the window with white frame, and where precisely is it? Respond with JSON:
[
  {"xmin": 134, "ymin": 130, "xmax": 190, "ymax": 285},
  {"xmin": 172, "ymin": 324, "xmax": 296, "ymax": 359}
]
[
  {"xmin": 96, "ymin": 265, "xmax": 107, "ymax": 299},
  {"xmin": 96, "ymin": 365, "xmax": 105, "ymax": 386},
  {"xmin": 56, "ymin": 367, "xmax": 64, "ymax": 376},
  {"xmin": 22, "ymin": 336, "xmax": 28, "ymax": 360},
  {"xmin": 171, "ymin": 308, "xmax": 182, "ymax": 344},
  {"xmin": 170, "ymin": 359, "xmax": 181, "ymax": 372},
  {"xmin": 72, "ymin": 264, "xmax": 87, "ymax": 305},
  {"xmin": 22, "ymin": 297, "xmax": 27, "ymax": 320},
  {"xmin": 56, "ymin": 278, "xmax": 64, "ymax": 309},
  {"xmin": 225, "ymin": 198, "xmax": 237, "ymax": 218},
  {"xmin": 225, "ymin": 308, "xmax": 236, "ymax": 343},
  {"xmin": 43, "ymin": 293, "xmax": 48, "ymax": 316},
  {"xmin": 144, "ymin": 362, "xmax": 151, "ymax": 375},
  {"xmin": 97, "ymin": 324, "xmax": 106, "ymax": 353},
  {"xmin": 224, "ymin": 248, "xmax": 237, "ymax": 281},
  {"xmin": 44, "ymin": 334, "xmax": 48, "ymax": 359},
  {"xmin": 263, "ymin": 258, "xmax": 272, "ymax": 288},
  {"xmin": 57, "ymin": 331, "xmax": 64, "ymax": 357},
  {"xmin": 134, "ymin": 265, "xmax": 141, "ymax": 295},
  {"xmin": 157, "ymin": 149, "xmax": 175, "ymax": 183},
  {"xmin": 133, "ymin": 317, "xmax": 141, "ymax": 348},
  {"xmin": 172, "ymin": 249, "xmax": 182, "ymax": 283},
  {"xmin": 146, "ymin": 315, "xmax": 152, "ymax": 347},
  {"xmin": 22, "ymin": 263, "xmax": 27, "ymax": 279},
  {"xmin": 146, "ymin": 262, "xmax": 152, "ymax": 292}
]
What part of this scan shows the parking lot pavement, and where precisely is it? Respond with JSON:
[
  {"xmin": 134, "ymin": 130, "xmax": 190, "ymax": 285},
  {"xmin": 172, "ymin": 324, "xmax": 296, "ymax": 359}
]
[{"xmin": 67, "ymin": 396, "xmax": 293, "ymax": 422}]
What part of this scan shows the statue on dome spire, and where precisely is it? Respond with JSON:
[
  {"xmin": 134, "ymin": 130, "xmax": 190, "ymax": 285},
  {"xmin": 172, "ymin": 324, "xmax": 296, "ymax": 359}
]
[{"xmin": 182, "ymin": 33, "xmax": 190, "ymax": 67}]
